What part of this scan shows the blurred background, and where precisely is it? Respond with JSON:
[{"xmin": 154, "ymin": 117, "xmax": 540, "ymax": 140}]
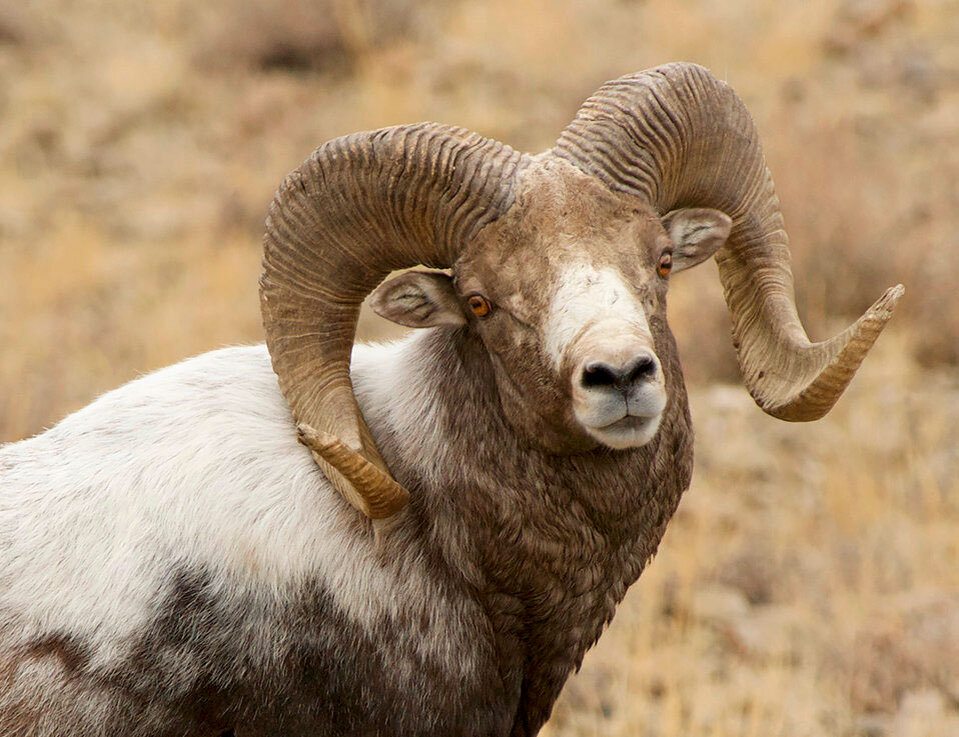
[{"xmin": 0, "ymin": 0, "xmax": 956, "ymax": 734}]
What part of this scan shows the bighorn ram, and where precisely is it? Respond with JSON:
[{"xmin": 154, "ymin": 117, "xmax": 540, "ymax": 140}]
[{"xmin": 0, "ymin": 63, "xmax": 901, "ymax": 735}]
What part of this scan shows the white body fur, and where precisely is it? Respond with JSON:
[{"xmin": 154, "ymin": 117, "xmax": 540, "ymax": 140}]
[{"xmin": 0, "ymin": 340, "xmax": 476, "ymax": 685}]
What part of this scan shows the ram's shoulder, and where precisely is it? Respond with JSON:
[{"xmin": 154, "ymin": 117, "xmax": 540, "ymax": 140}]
[{"xmin": 53, "ymin": 345, "xmax": 282, "ymax": 435}]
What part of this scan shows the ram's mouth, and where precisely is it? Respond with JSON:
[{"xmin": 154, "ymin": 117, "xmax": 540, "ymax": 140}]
[
  {"xmin": 599, "ymin": 414, "xmax": 655, "ymax": 432},
  {"xmin": 583, "ymin": 412, "xmax": 664, "ymax": 450}
]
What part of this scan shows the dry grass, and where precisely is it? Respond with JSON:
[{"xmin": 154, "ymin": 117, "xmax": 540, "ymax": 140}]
[{"xmin": 0, "ymin": 0, "xmax": 956, "ymax": 734}]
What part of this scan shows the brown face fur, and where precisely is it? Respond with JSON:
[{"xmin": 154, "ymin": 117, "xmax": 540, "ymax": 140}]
[
  {"xmin": 453, "ymin": 160, "xmax": 667, "ymax": 453},
  {"xmin": 371, "ymin": 157, "xmax": 730, "ymax": 456}
]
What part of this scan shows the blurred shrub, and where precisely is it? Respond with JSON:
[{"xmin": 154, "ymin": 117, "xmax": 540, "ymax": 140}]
[
  {"xmin": 0, "ymin": 14, "xmax": 24, "ymax": 46},
  {"xmin": 193, "ymin": 0, "xmax": 428, "ymax": 73}
]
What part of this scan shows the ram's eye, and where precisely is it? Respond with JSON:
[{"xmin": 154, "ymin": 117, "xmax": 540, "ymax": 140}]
[
  {"xmin": 467, "ymin": 294, "xmax": 492, "ymax": 318},
  {"xmin": 657, "ymin": 252, "xmax": 673, "ymax": 278}
]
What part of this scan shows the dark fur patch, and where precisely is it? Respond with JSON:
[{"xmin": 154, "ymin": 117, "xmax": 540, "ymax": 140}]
[{"xmin": 22, "ymin": 634, "xmax": 90, "ymax": 674}]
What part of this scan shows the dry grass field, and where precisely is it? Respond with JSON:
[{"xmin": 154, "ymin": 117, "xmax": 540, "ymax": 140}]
[{"xmin": 1, "ymin": 0, "xmax": 956, "ymax": 734}]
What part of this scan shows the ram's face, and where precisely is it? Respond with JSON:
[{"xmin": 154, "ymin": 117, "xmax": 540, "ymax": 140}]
[{"xmin": 371, "ymin": 166, "xmax": 731, "ymax": 454}]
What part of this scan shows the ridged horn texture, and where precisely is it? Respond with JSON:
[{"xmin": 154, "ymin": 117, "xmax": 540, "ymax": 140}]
[
  {"xmin": 261, "ymin": 124, "xmax": 523, "ymax": 518},
  {"xmin": 552, "ymin": 62, "xmax": 903, "ymax": 421}
]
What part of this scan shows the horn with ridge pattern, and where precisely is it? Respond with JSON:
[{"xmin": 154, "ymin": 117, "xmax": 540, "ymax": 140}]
[
  {"xmin": 261, "ymin": 124, "xmax": 523, "ymax": 518},
  {"xmin": 552, "ymin": 62, "xmax": 903, "ymax": 421}
]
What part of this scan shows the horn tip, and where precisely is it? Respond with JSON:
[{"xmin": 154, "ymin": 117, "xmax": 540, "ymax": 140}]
[
  {"xmin": 297, "ymin": 423, "xmax": 336, "ymax": 455},
  {"xmin": 297, "ymin": 423, "xmax": 410, "ymax": 520},
  {"xmin": 755, "ymin": 284, "xmax": 906, "ymax": 424},
  {"xmin": 870, "ymin": 283, "xmax": 905, "ymax": 320}
]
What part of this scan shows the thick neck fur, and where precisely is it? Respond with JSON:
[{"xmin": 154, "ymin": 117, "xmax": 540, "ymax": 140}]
[{"xmin": 354, "ymin": 327, "xmax": 694, "ymax": 733}]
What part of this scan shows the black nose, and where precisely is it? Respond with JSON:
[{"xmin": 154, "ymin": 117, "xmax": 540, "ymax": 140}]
[{"xmin": 581, "ymin": 354, "xmax": 658, "ymax": 391}]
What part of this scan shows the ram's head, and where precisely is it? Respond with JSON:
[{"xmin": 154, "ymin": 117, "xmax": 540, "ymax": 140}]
[
  {"xmin": 369, "ymin": 169, "xmax": 730, "ymax": 456},
  {"xmin": 260, "ymin": 63, "xmax": 903, "ymax": 519}
]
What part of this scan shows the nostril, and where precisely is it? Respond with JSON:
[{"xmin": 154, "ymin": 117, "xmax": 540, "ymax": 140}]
[
  {"xmin": 581, "ymin": 362, "xmax": 619, "ymax": 388},
  {"xmin": 624, "ymin": 355, "xmax": 657, "ymax": 385},
  {"xmin": 581, "ymin": 354, "xmax": 659, "ymax": 391}
]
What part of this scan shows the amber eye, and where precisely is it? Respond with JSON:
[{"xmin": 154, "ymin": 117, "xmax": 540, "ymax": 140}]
[
  {"xmin": 657, "ymin": 252, "xmax": 673, "ymax": 278},
  {"xmin": 467, "ymin": 294, "xmax": 492, "ymax": 317}
]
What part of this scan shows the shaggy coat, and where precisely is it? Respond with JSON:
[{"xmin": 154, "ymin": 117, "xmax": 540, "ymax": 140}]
[{"xmin": 0, "ymin": 324, "xmax": 691, "ymax": 736}]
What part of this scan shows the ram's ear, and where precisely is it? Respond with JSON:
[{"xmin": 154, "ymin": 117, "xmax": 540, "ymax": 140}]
[
  {"xmin": 369, "ymin": 271, "xmax": 467, "ymax": 328},
  {"xmin": 662, "ymin": 208, "xmax": 732, "ymax": 273}
]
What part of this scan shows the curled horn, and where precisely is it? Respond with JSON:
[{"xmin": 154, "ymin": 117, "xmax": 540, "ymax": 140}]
[
  {"xmin": 552, "ymin": 62, "xmax": 903, "ymax": 421},
  {"xmin": 261, "ymin": 124, "xmax": 523, "ymax": 518}
]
